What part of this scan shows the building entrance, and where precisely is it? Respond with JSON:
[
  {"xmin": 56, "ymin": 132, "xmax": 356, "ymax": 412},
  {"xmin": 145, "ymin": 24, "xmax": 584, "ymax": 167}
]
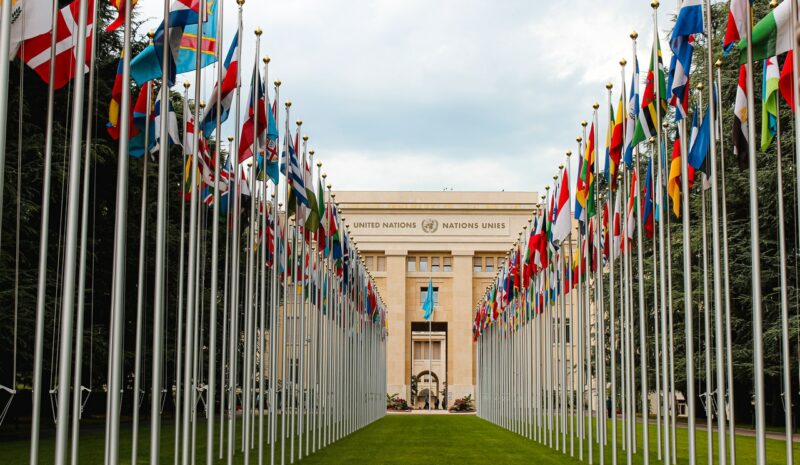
[{"xmin": 411, "ymin": 321, "xmax": 447, "ymax": 409}]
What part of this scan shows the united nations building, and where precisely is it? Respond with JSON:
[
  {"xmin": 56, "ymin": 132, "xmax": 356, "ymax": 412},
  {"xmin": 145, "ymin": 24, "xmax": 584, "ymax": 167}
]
[{"xmin": 337, "ymin": 191, "xmax": 538, "ymax": 407}]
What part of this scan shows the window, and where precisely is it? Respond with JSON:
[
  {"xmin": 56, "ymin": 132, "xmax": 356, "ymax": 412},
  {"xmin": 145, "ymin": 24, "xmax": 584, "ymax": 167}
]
[
  {"xmin": 443, "ymin": 257, "xmax": 452, "ymax": 272},
  {"xmin": 419, "ymin": 256, "xmax": 428, "ymax": 272},
  {"xmin": 565, "ymin": 318, "xmax": 571, "ymax": 343},
  {"xmin": 376, "ymin": 256, "xmax": 386, "ymax": 272},
  {"xmin": 365, "ymin": 256, "xmax": 374, "ymax": 270},
  {"xmin": 420, "ymin": 287, "xmax": 439, "ymax": 306},
  {"xmin": 431, "ymin": 257, "xmax": 440, "ymax": 272},
  {"xmin": 413, "ymin": 341, "xmax": 441, "ymax": 361},
  {"xmin": 407, "ymin": 256, "xmax": 416, "ymax": 272},
  {"xmin": 551, "ymin": 318, "xmax": 572, "ymax": 344},
  {"xmin": 485, "ymin": 257, "xmax": 494, "ymax": 273},
  {"xmin": 473, "ymin": 257, "xmax": 482, "ymax": 272}
]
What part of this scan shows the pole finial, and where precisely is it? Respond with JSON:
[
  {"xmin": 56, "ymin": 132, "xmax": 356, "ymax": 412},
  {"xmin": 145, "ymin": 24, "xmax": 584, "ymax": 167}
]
[{"xmin": 630, "ymin": 30, "xmax": 638, "ymax": 40}]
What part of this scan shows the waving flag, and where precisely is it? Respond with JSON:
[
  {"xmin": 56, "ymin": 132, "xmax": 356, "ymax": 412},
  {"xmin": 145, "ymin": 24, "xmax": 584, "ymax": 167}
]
[
  {"xmin": 732, "ymin": 64, "xmax": 749, "ymax": 169},
  {"xmin": 575, "ymin": 122, "xmax": 595, "ymax": 220},
  {"xmin": 201, "ymin": 31, "xmax": 239, "ymax": 138},
  {"xmin": 688, "ymin": 105, "xmax": 711, "ymax": 172},
  {"xmin": 20, "ymin": 0, "xmax": 96, "ymax": 90},
  {"xmin": 8, "ymin": 0, "xmax": 54, "ymax": 55},
  {"xmin": 608, "ymin": 95, "xmax": 624, "ymax": 190},
  {"xmin": 106, "ymin": 0, "xmax": 139, "ymax": 32},
  {"xmin": 632, "ymin": 37, "xmax": 667, "ymax": 145},
  {"xmin": 130, "ymin": 0, "xmax": 202, "ymax": 86},
  {"xmin": 239, "ymin": 61, "xmax": 267, "ymax": 163},
  {"xmin": 624, "ymin": 54, "xmax": 639, "ymax": 167},
  {"xmin": 761, "ymin": 56, "xmax": 780, "ymax": 151},
  {"xmin": 736, "ymin": 0, "xmax": 792, "ymax": 63},
  {"xmin": 669, "ymin": 0, "xmax": 702, "ymax": 121},
  {"xmin": 779, "ymin": 51, "xmax": 796, "ymax": 111},
  {"xmin": 151, "ymin": 90, "xmax": 181, "ymax": 153},
  {"xmin": 129, "ymin": 81, "xmax": 153, "ymax": 158},
  {"xmin": 107, "ymin": 55, "xmax": 125, "ymax": 140},
  {"xmin": 551, "ymin": 167, "xmax": 571, "ymax": 243},
  {"xmin": 723, "ymin": 0, "xmax": 749, "ymax": 54},
  {"xmin": 642, "ymin": 157, "xmax": 654, "ymax": 238}
]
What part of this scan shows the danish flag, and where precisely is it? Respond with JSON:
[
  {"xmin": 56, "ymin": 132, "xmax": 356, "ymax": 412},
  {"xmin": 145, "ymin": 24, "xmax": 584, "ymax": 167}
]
[{"xmin": 20, "ymin": 0, "xmax": 95, "ymax": 91}]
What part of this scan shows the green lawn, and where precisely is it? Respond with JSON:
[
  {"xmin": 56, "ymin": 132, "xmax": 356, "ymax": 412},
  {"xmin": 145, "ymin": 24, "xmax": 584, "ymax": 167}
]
[{"xmin": 1, "ymin": 414, "xmax": 798, "ymax": 464}]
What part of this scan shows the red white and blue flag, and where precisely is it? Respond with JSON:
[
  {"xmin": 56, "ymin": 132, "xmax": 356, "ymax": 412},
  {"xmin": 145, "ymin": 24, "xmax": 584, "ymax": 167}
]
[{"xmin": 201, "ymin": 31, "xmax": 239, "ymax": 138}]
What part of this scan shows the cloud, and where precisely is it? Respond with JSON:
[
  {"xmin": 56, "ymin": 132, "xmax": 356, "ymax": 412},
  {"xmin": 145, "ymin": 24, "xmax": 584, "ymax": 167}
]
[{"xmin": 137, "ymin": 0, "xmax": 676, "ymax": 192}]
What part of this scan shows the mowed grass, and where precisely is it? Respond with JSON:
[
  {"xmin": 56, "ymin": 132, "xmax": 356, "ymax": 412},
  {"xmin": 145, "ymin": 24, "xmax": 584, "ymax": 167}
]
[{"xmin": 1, "ymin": 413, "xmax": 799, "ymax": 464}]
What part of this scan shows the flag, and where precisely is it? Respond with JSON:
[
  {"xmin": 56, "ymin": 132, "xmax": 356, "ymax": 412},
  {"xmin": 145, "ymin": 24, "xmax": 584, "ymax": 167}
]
[
  {"xmin": 732, "ymin": 64, "xmax": 749, "ymax": 169},
  {"xmin": 151, "ymin": 89, "xmax": 181, "ymax": 153},
  {"xmin": 624, "ymin": 54, "xmax": 640, "ymax": 167},
  {"xmin": 200, "ymin": 31, "xmax": 238, "ymax": 138},
  {"xmin": 175, "ymin": 0, "xmax": 219, "ymax": 72},
  {"xmin": 779, "ymin": 51, "xmax": 795, "ymax": 111},
  {"xmin": 282, "ymin": 131, "xmax": 308, "ymax": 209},
  {"xmin": 19, "ymin": 0, "xmax": 96, "ymax": 90},
  {"xmin": 551, "ymin": 167, "xmax": 571, "ymax": 243},
  {"xmin": 736, "ymin": 0, "xmax": 792, "ymax": 63},
  {"xmin": 723, "ymin": 0, "xmax": 749, "ymax": 54},
  {"xmin": 130, "ymin": 0, "xmax": 202, "ymax": 86},
  {"xmin": 129, "ymin": 81, "xmax": 152, "ymax": 158},
  {"xmin": 106, "ymin": 0, "xmax": 139, "ymax": 32},
  {"xmin": 761, "ymin": 55, "xmax": 780, "ymax": 151},
  {"xmin": 667, "ymin": 136, "xmax": 694, "ymax": 217},
  {"xmin": 576, "ymin": 122, "xmax": 595, "ymax": 219},
  {"xmin": 625, "ymin": 168, "xmax": 638, "ymax": 240},
  {"xmin": 669, "ymin": 0, "xmax": 702, "ymax": 120},
  {"xmin": 632, "ymin": 37, "xmax": 667, "ymax": 145},
  {"xmin": 612, "ymin": 190, "xmax": 621, "ymax": 258},
  {"xmin": 107, "ymin": 55, "xmax": 125, "ymax": 140},
  {"xmin": 642, "ymin": 156, "xmax": 654, "ymax": 238},
  {"xmin": 238, "ymin": 61, "xmax": 267, "ymax": 163},
  {"xmin": 304, "ymin": 158, "xmax": 321, "ymax": 232},
  {"xmin": 688, "ymin": 105, "xmax": 710, "ymax": 171},
  {"xmin": 8, "ymin": 0, "xmax": 54, "ymax": 55},
  {"xmin": 316, "ymin": 178, "xmax": 327, "ymax": 253},
  {"xmin": 608, "ymin": 95, "xmax": 624, "ymax": 190}
]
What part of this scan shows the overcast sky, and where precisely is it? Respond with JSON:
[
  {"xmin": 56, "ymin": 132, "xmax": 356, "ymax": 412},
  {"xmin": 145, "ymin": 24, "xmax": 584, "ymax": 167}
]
[{"xmin": 139, "ymin": 0, "xmax": 674, "ymax": 192}]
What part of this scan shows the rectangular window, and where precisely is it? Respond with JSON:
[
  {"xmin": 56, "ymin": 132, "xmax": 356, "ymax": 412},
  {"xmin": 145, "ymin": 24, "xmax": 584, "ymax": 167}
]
[
  {"xmin": 420, "ymin": 287, "xmax": 439, "ymax": 306},
  {"xmin": 365, "ymin": 256, "xmax": 374, "ymax": 270},
  {"xmin": 433, "ymin": 341, "xmax": 442, "ymax": 360},
  {"xmin": 407, "ymin": 256, "xmax": 416, "ymax": 272},
  {"xmin": 565, "ymin": 318, "xmax": 571, "ymax": 344},
  {"xmin": 376, "ymin": 256, "xmax": 386, "ymax": 272},
  {"xmin": 443, "ymin": 257, "xmax": 452, "ymax": 272},
  {"xmin": 431, "ymin": 257, "xmax": 440, "ymax": 272},
  {"xmin": 485, "ymin": 257, "xmax": 494, "ymax": 273},
  {"xmin": 419, "ymin": 256, "xmax": 428, "ymax": 272},
  {"xmin": 473, "ymin": 257, "xmax": 482, "ymax": 272}
]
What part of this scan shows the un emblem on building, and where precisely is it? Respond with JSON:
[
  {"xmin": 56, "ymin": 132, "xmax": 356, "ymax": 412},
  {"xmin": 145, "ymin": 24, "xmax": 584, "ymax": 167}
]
[{"xmin": 421, "ymin": 218, "xmax": 438, "ymax": 233}]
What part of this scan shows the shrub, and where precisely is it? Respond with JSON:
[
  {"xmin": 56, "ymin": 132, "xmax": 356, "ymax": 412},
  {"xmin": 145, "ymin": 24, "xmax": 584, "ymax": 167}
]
[
  {"xmin": 386, "ymin": 393, "xmax": 410, "ymax": 411},
  {"xmin": 448, "ymin": 394, "xmax": 475, "ymax": 412}
]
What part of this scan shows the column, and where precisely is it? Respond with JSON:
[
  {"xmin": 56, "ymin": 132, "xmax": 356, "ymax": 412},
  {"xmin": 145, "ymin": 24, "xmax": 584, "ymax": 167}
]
[{"xmin": 450, "ymin": 250, "xmax": 474, "ymax": 400}]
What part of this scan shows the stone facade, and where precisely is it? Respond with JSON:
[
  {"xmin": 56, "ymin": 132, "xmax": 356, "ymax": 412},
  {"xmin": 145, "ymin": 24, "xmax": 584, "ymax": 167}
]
[{"xmin": 336, "ymin": 191, "xmax": 538, "ymax": 407}]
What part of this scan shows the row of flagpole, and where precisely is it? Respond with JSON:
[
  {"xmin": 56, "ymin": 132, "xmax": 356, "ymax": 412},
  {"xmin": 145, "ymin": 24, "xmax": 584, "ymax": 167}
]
[
  {"xmin": 0, "ymin": 0, "xmax": 389, "ymax": 464},
  {"xmin": 475, "ymin": 1, "xmax": 800, "ymax": 465}
]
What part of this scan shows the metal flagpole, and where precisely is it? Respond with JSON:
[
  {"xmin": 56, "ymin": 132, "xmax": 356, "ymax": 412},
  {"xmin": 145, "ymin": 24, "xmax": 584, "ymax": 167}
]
[
  {"xmin": 174, "ymin": 82, "xmax": 190, "ymax": 465},
  {"xmin": 131, "ymin": 78, "xmax": 153, "ymax": 465},
  {"xmin": 180, "ymin": 4, "xmax": 206, "ymax": 461},
  {"xmin": 227, "ymin": 4, "xmax": 245, "ymax": 463},
  {"xmin": 609, "ymin": 78, "xmax": 619, "ymax": 465},
  {"xmin": 699, "ymin": 3, "xmax": 727, "ymax": 464},
  {"xmin": 659, "ymin": 121, "xmax": 671, "ymax": 465},
  {"xmin": 270, "ymin": 79, "xmax": 281, "ymax": 465},
  {"xmin": 281, "ymin": 102, "xmax": 292, "ymax": 465},
  {"xmin": 592, "ymin": 103, "xmax": 602, "ymax": 464},
  {"xmin": 258, "ymin": 54, "xmax": 269, "ymax": 465},
  {"xmin": 743, "ymin": 3, "xmax": 766, "ymax": 463},
  {"xmin": 678, "ymin": 88, "xmax": 696, "ymax": 465},
  {"xmin": 714, "ymin": 58, "xmax": 736, "ymax": 465},
  {"xmin": 697, "ymin": 93, "xmax": 713, "ymax": 465},
  {"xmin": 29, "ymin": 0, "xmax": 62, "ymax": 459},
  {"xmin": 576, "ymin": 130, "xmax": 585, "ymax": 462},
  {"xmin": 297, "ymin": 135, "xmax": 309, "ymax": 460},
  {"xmin": 150, "ymin": 0, "xmax": 176, "ymax": 459},
  {"xmin": 104, "ymin": 0, "xmax": 132, "ymax": 459},
  {"xmin": 207, "ymin": 0, "xmax": 225, "ymax": 461},
  {"xmin": 70, "ymin": 2, "xmax": 102, "ymax": 460},
  {"xmin": 773, "ymin": 66, "xmax": 794, "ymax": 465}
]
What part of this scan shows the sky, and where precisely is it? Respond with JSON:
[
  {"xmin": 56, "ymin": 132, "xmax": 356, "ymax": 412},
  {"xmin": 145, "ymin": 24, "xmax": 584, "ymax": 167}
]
[{"xmin": 139, "ymin": 0, "xmax": 675, "ymax": 193}]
